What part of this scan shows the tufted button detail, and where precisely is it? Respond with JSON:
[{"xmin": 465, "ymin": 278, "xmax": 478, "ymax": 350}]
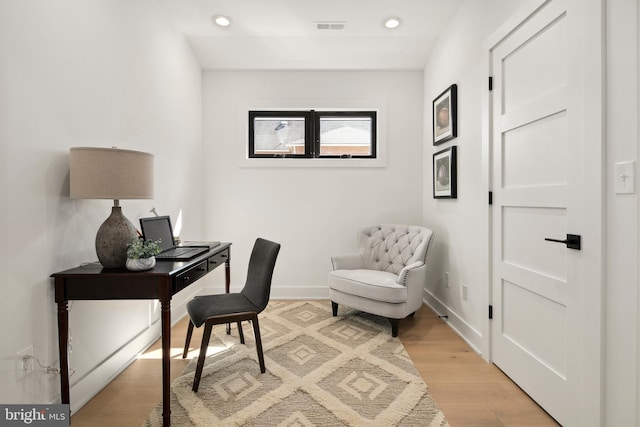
[{"xmin": 358, "ymin": 225, "xmax": 431, "ymax": 274}]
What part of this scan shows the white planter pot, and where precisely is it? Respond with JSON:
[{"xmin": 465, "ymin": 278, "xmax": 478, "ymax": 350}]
[{"xmin": 126, "ymin": 256, "xmax": 156, "ymax": 271}]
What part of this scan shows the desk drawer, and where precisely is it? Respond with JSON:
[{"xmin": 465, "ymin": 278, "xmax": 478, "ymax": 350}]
[
  {"xmin": 207, "ymin": 250, "xmax": 229, "ymax": 272},
  {"xmin": 174, "ymin": 260, "xmax": 208, "ymax": 293}
]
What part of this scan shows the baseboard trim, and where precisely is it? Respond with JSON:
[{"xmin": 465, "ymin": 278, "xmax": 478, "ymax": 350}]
[
  {"xmin": 68, "ymin": 321, "xmax": 160, "ymax": 413},
  {"xmin": 66, "ymin": 288, "xmax": 197, "ymax": 413},
  {"xmin": 67, "ymin": 285, "xmax": 481, "ymax": 414},
  {"xmin": 422, "ymin": 289, "xmax": 483, "ymax": 357},
  {"xmin": 198, "ymin": 285, "xmax": 330, "ymax": 300}
]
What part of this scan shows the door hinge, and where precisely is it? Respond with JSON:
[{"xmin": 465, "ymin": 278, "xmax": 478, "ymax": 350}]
[
  {"xmin": 489, "ymin": 76, "xmax": 493, "ymax": 91},
  {"xmin": 488, "ymin": 191, "xmax": 493, "ymax": 205},
  {"xmin": 489, "ymin": 305, "xmax": 493, "ymax": 319}
]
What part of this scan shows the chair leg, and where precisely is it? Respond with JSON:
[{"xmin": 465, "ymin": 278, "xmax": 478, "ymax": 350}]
[
  {"xmin": 192, "ymin": 322, "xmax": 213, "ymax": 393},
  {"xmin": 237, "ymin": 321, "xmax": 245, "ymax": 344},
  {"xmin": 183, "ymin": 320, "xmax": 194, "ymax": 359},
  {"xmin": 251, "ymin": 315, "xmax": 266, "ymax": 373},
  {"xmin": 389, "ymin": 318, "xmax": 399, "ymax": 337},
  {"xmin": 331, "ymin": 301, "xmax": 338, "ymax": 316}
]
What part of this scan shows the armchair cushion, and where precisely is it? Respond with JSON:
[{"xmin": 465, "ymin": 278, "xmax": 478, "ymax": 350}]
[{"xmin": 328, "ymin": 269, "xmax": 406, "ymax": 303}]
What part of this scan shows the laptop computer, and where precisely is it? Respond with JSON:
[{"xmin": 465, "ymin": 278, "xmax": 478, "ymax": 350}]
[{"xmin": 139, "ymin": 216, "xmax": 210, "ymax": 260}]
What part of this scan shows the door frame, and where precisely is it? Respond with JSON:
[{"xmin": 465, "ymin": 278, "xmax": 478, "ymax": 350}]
[{"xmin": 480, "ymin": 0, "xmax": 604, "ymax": 424}]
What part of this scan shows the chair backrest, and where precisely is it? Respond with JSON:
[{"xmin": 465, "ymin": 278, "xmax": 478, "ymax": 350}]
[
  {"xmin": 241, "ymin": 238, "xmax": 281, "ymax": 313},
  {"xmin": 358, "ymin": 224, "xmax": 433, "ymax": 275}
]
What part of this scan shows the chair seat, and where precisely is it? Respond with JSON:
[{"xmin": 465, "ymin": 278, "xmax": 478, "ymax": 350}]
[
  {"xmin": 328, "ymin": 269, "xmax": 407, "ymax": 303},
  {"xmin": 187, "ymin": 293, "xmax": 259, "ymax": 328}
]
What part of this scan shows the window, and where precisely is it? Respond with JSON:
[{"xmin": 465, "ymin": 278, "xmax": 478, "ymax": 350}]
[
  {"xmin": 249, "ymin": 110, "xmax": 376, "ymax": 159},
  {"xmin": 249, "ymin": 111, "xmax": 312, "ymax": 157}
]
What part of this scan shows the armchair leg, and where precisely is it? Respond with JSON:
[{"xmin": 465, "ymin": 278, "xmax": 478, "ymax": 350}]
[
  {"xmin": 331, "ymin": 301, "xmax": 338, "ymax": 316},
  {"xmin": 389, "ymin": 318, "xmax": 399, "ymax": 337},
  {"xmin": 183, "ymin": 321, "xmax": 194, "ymax": 359}
]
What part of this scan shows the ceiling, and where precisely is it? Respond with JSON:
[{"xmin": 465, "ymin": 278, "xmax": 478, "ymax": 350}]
[{"xmin": 158, "ymin": 0, "xmax": 464, "ymax": 70}]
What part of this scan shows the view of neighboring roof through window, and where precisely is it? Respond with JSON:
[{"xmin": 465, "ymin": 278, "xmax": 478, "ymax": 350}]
[{"xmin": 317, "ymin": 116, "xmax": 373, "ymax": 157}]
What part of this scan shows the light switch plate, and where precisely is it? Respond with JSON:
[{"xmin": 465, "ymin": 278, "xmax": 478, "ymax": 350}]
[{"xmin": 615, "ymin": 161, "xmax": 636, "ymax": 194}]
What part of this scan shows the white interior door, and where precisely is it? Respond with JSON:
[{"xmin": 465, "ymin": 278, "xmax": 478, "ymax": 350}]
[{"xmin": 488, "ymin": 0, "xmax": 603, "ymax": 425}]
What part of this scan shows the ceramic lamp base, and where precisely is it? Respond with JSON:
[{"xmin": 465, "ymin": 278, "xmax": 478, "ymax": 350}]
[{"xmin": 96, "ymin": 205, "xmax": 138, "ymax": 268}]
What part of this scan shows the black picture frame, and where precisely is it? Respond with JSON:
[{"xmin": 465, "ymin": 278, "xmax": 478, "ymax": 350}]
[
  {"xmin": 433, "ymin": 84, "xmax": 457, "ymax": 145},
  {"xmin": 433, "ymin": 146, "xmax": 457, "ymax": 199}
]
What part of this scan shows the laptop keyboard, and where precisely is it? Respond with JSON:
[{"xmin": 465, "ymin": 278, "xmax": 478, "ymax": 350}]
[{"xmin": 156, "ymin": 247, "xmax": 201, "ymax": 259}]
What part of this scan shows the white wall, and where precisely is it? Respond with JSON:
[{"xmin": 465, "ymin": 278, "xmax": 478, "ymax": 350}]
[
  {"xmin": 421, "ymin": 0, "xmax": 539, "ymax": 352},
  {"xmin": 0, "ymin": 0, "xmax": 205, "ymax": 410},
  {"xmin": 201, "ymin": 71, "xmax": 424, "ymax": 297},
  {"xmin": 605, "ymin": 0, "xmax": 639, "ymax": 425},
  {"xmin": 423, "ymin": 0, "xmax": 640, "ymax": 425},
  {"xmin": 3, "ymin": 1, "xmax": 637, "ymax": 424}
]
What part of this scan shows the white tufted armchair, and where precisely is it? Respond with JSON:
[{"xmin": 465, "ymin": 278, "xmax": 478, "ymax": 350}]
[{"xmin": 328, "ymin": 224, "xmax": 434, "ymax": 337}]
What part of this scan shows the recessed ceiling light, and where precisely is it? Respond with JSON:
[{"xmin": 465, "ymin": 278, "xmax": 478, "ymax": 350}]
[
  {"xmin": 383, "ymin": 17, "xmax": 401, "ymax": 29},
  {"xmin": 212, "ymin": 15, "xmax": 232, "ymax": 27}
]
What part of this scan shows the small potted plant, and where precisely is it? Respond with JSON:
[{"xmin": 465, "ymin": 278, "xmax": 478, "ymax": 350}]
[{"xmin": 126, "ymin": 238, "xmax": 162, "ymax": 271}]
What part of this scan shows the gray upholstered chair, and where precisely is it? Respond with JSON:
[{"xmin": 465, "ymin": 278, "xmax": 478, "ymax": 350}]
[
  {"xmin": 328, "ymin": 224, "xmax": 434, "ymax": 337},
  {"xmin": 182, "ymin": 238, "xmax": 280, "ymax": 392}
]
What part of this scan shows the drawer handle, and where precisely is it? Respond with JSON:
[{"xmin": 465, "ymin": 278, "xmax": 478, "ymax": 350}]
[
  {"xmin": 198, "ymin": 267, "xmax": 206, "ymax": 272},
  {"xmin": 221, "ymin": 254, "xmax": 228, "ymax": 258},
  {"xmin": 182, "ymin": 276, "xmax": 190, "ymax": 282}
]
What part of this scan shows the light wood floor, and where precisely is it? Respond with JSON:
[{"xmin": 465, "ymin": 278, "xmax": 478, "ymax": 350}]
[{"xmin": 71, "ymin": 302, "xmax": 559, "ymax": 427}]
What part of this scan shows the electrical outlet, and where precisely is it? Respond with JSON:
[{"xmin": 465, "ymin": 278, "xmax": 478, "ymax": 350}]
[
  {"xmin": 16, "ymin": 345, "xmax": 34, "ymax": 380},
  {"xmin": 444, "ymin": 272, "xmax": 450, "ymax": 289},
  {"xmin": 462, "ymin": 284, "xmax": 468, "ymax": 301}
]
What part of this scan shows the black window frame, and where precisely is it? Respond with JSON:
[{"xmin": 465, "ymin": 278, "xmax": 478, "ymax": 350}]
[
  {"xmin": 248, "ymin": 110, "xmax": 377, "ymax": 159},
  {"xmin": 248, "ymin": 111, "xmax": 313, "ymax": 158},
  {"xmin": 315, "ymin": 111, "xmax": 377, "ymax": 159}
]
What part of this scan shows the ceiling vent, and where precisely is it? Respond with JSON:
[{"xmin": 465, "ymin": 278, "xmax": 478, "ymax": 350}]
[{"xmin": 315, "ymin": 21, "xmax": 346, "ymax": 30}]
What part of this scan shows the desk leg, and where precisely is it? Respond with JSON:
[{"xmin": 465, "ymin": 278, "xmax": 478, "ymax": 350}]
[
  {"xmin": 161, "ymin": 297, "xmax": 171, "ymax": 427},
  {"xmin": 57, "ymin": 301, "xmax": 70, "ymax": 407},
  {"xmin": 224, "ymin": 253, "xmax": 231, "ymax": 293},
  {"xmin": 225, "ymin": 253, "xmax": 231, "ymax": 334}
]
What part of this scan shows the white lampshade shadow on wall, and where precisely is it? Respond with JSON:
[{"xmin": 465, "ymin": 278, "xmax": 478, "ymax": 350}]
[{"xmin": 70, "ymin": 147, "xmax": 154, "ymax": 268}]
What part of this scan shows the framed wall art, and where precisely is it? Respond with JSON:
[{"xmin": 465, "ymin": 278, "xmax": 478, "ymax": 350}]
[
  {"xmin": 433, "ymin": 146, "xmax": 457, "ymax": 199},
  {"xmin": 433, "ymin": 84, "xmax": 457, "ymax": 145}
]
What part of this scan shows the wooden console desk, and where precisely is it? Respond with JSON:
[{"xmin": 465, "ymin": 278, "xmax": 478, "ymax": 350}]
[{"xmin": 51, "ymin": 243, "xmax": 231, "ymax": 427}]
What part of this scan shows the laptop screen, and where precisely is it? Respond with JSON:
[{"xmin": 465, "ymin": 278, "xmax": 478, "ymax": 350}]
[{"xmin": 139, "ymin": 216, "xmax": 175, "ymax": 252}]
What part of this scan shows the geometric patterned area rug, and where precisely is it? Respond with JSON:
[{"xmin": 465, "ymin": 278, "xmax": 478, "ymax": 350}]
[{"xmin": 143, "ymin": 300, "xmax": 449, "ymax": 427}]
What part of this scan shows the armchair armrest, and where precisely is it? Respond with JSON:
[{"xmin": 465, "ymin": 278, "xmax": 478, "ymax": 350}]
[
  {"xmin": 331, "ymin": 253, "xmax": 364, "ymax": 271},
  {"xmin": 397, "ymin": 261, "xmax": 425, "ymax": 286}
]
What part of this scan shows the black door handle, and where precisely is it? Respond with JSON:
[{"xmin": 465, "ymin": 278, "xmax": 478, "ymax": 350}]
[{"xmin": 544, "ymin": 234, "xmax": 581, "ymax": 250}]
